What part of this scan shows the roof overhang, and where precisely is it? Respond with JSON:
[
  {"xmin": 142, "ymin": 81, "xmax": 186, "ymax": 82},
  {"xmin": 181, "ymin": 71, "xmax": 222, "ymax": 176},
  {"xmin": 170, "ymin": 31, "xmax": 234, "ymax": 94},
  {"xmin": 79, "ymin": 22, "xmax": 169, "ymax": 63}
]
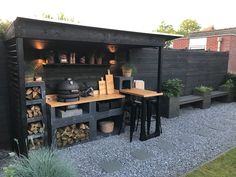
[{"xmin": 5, "ymin": 17, "xmax": 181, "ymax": 47}]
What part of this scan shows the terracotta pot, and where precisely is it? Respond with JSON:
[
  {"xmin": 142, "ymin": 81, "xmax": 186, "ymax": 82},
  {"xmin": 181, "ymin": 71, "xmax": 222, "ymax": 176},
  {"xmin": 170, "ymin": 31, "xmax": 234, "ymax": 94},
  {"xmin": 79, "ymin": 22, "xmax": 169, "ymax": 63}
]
[{"xmin": 122, "ymin": 68, "xmax": 132, "ymax": 77}]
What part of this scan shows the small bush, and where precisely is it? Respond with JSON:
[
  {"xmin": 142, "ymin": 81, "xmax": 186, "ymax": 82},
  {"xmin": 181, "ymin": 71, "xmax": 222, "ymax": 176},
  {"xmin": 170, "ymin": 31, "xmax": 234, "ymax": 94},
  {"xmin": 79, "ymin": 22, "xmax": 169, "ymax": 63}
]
[
  {"xmin": 221, "ymin": 79, "xmax": 235, "ymax": 89},
  {"xmin": 162, "ymin": 79, "xmax": 184, "ymax": 97},
  {"xmin": 194, "ymin": 85, "xmax": 213, "ymax": 93},
  {"xmin": 3, "ymin": 148, "xmax": 77, "ymax": 177}
]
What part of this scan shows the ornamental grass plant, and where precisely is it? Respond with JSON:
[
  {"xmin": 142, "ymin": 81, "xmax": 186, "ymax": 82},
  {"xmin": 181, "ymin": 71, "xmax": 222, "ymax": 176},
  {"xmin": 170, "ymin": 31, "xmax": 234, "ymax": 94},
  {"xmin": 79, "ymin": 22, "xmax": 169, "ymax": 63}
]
[{"xmin": 3, "ymin": 148, "xmax": 77, "ymax": 177}]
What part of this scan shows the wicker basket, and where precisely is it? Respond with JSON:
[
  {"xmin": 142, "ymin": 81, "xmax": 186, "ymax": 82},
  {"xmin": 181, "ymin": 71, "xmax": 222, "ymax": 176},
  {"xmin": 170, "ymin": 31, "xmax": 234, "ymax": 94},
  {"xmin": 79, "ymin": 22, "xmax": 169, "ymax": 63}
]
[{"xmin": 99, "ymin": 121, "xmax": 114, "ymax": 133}]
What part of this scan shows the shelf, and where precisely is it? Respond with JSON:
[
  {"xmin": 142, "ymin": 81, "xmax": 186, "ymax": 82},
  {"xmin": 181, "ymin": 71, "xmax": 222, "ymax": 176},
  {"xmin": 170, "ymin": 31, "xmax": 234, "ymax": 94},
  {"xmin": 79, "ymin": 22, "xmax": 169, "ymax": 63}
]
[
  {"xmin": 26, "ymin": 99, "xmax": 43, "ymax": 106},
  {"xmin": 28, "ymin": 133, "xmax": 44, "ymax": 140},
  {"xmin": 43, "ymin": 64, "xmax": 110, "ymax": 67},
  {"xmin": 27, "ymin": 116, "xmax": 43, "ymax": 123},
  {"xmin": 95, "ymin": 107, "xmax": 123, "ymax": 120},
  {"xmin": 54, "ymin": 113, "xmax": 91, "ymax": 128}
]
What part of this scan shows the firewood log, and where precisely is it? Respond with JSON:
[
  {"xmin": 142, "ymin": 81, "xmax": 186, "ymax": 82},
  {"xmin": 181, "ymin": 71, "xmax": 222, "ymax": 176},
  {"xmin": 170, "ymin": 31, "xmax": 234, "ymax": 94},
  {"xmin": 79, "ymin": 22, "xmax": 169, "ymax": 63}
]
[{"xmin": 25, "ymin": 87, "xmax": 41, "ymax": 100}]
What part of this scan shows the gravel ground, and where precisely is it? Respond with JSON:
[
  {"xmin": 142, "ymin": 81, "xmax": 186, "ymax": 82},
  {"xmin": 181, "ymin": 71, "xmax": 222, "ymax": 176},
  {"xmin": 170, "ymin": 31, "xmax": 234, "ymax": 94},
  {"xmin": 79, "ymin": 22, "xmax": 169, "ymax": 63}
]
[
  {"xmin": 60, "ymin": 102, "xmax": 236, "ymax": 177},
  {"xmin": 1, "ymin": 102, "xmax": 236, "ymax": 177}
]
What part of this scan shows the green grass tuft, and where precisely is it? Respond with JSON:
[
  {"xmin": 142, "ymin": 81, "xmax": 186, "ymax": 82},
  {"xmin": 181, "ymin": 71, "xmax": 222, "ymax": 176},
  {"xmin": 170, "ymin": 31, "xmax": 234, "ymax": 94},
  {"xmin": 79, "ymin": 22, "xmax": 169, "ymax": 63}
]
[{"xmin": 185, "ymin": 147, "xmax": 236, "ymax": 177}]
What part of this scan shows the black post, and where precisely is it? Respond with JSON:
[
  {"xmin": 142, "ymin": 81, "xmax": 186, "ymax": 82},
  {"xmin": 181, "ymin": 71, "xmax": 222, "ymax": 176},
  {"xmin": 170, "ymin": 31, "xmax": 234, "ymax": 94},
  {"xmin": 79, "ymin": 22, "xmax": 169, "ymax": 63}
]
[
  {"xmin": 17, "ymin": 38, "xmax": 28, "ymax": 155},
  {"xmin": 155, "ymin": 46, "xmax": 162, "ymax": 135}
]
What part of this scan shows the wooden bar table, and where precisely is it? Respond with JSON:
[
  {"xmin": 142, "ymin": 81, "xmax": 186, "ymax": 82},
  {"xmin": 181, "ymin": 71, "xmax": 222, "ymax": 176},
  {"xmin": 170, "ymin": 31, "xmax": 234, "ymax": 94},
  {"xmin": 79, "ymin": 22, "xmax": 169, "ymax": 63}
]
[{"xmin": 120, "ymin": 88, "xmax": 163, "ymax": 141}]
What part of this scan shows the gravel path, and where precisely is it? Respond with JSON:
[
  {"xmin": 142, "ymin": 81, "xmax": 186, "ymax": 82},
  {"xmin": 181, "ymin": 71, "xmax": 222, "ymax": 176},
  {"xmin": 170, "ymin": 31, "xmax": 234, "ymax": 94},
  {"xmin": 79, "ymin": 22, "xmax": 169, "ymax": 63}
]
[
  {"xmin": 60, "ymin": 102, "xmax": 236, "ymax": 177},
  {"xmin": 2, "ymin": 102, "xmax": 235, "ymax": 177}
]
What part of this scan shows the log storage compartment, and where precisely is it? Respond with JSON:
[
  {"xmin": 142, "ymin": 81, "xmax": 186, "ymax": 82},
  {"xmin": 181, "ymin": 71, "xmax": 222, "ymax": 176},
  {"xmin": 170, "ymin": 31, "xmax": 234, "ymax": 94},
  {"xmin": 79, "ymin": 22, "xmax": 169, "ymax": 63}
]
[
  {"xmin": 27, "ymin": 121, "xmax": 44, "ymax": 135},
  {"xmin": 28, "ymin": 137, "xmax": 44, "ymax": 150},
  {"xmin": 26, "ymin": 86, "xmax": 42, "ymax": 100},
  {"xmin": 56, "ymin": 123, "xmax": 89, "ymax": 148},
  {"xmin": 26, "ymin": 104, "xmax": 42, "ymax": 120},
  {"xmin": 25, "ymin": 82, "xmax": 47, "ymax": 151}
]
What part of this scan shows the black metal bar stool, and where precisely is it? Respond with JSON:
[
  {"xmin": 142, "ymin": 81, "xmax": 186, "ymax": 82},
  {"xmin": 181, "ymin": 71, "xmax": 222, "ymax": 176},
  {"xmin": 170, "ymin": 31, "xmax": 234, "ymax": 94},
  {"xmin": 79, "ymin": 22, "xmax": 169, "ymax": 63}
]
[{"xmin": 130, "ymin": 100, "xmax": 142, "ymax": 142}]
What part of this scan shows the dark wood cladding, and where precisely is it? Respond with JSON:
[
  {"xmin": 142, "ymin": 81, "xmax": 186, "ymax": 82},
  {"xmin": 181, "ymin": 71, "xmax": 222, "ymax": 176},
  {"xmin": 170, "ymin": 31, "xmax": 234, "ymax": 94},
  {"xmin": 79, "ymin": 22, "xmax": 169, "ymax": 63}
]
[
  {"xmin": 130, "ymin": 49, "xmax": 228, "ymax": 95},
  {"xmin": 44, "ymin": 65, "xmax": 110, "ymax": 94},
  {"xmin": 0, "ymin": 40, "xmax": 10, "ymax": 149},
  {"xmin": 5, "ymin": 17, "xmax": 179, "ymax": 47},
  {"xmin": 6, "ymin": 38, "xmax": 27, "ymax": 154}
]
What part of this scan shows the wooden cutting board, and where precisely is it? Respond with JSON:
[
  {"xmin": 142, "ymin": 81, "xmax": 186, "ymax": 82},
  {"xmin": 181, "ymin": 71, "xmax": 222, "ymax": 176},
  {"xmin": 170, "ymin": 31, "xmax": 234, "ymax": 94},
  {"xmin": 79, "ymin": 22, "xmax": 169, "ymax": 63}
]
[
  {"xmin": 98, "ymin": 77, "xmax": 106, "ymax": 95},
  {"xmin": 105, "ymin": 69, "xmax": 115, "ymax": 94}
]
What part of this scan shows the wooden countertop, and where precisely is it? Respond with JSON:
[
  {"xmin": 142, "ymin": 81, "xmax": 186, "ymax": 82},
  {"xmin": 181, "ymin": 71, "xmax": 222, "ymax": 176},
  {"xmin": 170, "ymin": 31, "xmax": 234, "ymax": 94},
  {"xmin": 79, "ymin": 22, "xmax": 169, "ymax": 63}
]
[
  {"xmin": 46, "ymin": 93, "xmax": 125, "ymax": 108},
  {"xmin": 120, "ymin": 88, "xmax": 163, "ymax": 98}
]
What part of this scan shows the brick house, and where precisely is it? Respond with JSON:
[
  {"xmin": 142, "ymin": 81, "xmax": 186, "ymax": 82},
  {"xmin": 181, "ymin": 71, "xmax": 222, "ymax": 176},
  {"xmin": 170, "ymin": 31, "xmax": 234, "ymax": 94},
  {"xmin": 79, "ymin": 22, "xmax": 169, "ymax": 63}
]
[{"xmin": 173, "ymin": 28, "xmax": 236, "ymax": 73}]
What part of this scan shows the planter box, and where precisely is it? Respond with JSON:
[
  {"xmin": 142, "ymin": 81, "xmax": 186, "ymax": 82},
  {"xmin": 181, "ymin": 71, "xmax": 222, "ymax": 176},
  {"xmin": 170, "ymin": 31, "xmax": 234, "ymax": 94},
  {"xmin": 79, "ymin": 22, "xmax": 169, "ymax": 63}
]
[
  {"xmin": 218, "ymin": 86, "xmax": 235, "ymax": 103},
  {"xmin": 193, "ymin": 90, "xmax": 211, "ymax": 109},
  {"xmin": 160, "ymin": 96, "xmax": 179, "ymax": 118}
]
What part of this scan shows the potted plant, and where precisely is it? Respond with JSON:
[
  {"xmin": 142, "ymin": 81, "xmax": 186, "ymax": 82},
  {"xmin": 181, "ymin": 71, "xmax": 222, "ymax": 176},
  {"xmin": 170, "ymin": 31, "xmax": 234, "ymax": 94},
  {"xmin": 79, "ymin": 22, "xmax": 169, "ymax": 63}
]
[
  {"xmin": 219, "ymin": 79, "xmax": 235, "ymax": 102},
  {"xmin": 160, "ymin": 78, "xmax": 183, "ymax": 118},
  {"xmin": 194, "ymin": 85, "xmax": 213, "ymax": 109},
  {"xmin": 121, "ymin": 63, "xmax": 137, "ymax": 77}
]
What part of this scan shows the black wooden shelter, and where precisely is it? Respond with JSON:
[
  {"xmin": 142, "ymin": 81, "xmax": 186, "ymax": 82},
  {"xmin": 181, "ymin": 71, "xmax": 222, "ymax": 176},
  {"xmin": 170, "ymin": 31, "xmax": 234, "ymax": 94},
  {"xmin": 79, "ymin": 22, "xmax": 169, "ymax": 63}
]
[{"xmin": 5, "ymin": 17, "xmax": 180, "ymax": 154}]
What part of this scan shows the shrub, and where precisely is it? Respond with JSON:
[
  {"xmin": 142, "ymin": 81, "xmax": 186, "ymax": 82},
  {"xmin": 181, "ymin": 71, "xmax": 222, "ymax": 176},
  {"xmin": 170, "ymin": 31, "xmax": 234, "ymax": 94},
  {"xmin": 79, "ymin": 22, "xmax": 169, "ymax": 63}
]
[
  {"xmin": 194, "ymin": 85, "xmax": 213, "ymax": 93},
  {"xmin": 3, "ymin": 148, "xmax": 77, "ymax": 177},
  {"xmin": 162, "ymin": 79, "xmax": 184, "ymax": 97},
  {"xmin": 221, "ymin": 79, "xmax": 235, "ymax": 89}
]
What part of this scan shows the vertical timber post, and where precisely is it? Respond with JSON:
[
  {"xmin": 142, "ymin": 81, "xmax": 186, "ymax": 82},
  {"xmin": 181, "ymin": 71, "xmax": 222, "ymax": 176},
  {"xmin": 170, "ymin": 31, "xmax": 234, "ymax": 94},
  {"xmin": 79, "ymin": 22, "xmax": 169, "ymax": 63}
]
[
  {"xmin": 155, "ymin": 46, "xmax": 162, "ymax": 135},
  {"xmin": 16, "ymin": 38, "xmax": 28, "ymax": 155}
]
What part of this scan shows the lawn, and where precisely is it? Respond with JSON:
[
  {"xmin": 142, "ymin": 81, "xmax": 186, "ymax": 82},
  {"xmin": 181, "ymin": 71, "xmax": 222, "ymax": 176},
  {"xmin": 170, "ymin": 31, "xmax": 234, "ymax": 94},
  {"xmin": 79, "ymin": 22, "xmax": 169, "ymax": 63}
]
[{"xmin": 185, "ymin": 147, "xmax": 236, "ymax": 177}]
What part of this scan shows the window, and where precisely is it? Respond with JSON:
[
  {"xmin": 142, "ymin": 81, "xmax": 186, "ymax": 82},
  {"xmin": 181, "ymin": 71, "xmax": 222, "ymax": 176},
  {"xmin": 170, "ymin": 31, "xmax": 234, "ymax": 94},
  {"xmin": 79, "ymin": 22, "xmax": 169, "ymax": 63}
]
[{"xmin": 189, "ymin": 38, "xmax": 207, "ymax": 50}]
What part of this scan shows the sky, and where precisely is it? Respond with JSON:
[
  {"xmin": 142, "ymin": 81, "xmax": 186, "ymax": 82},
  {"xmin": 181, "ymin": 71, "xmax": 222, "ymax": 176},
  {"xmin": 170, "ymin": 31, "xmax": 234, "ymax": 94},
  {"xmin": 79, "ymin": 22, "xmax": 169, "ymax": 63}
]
[{"xmin": 0, "ymin": 0, "xmax": 235, "ymax": 33}]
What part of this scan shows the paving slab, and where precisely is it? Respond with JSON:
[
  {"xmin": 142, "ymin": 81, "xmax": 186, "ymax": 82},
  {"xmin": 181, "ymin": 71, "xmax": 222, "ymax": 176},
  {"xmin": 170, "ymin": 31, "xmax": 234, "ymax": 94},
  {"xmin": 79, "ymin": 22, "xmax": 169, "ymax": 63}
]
[
  {"xmin": 130, "ymin": 149, "xmax": 153, "ymax": 160},
  {"xmin": 99, "ymin": 160, "xmax": 123, "ymax": 173}
]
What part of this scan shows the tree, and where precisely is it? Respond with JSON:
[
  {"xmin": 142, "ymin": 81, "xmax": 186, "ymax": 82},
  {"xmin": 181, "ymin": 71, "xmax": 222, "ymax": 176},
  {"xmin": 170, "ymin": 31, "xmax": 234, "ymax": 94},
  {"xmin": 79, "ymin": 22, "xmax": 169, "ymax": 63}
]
[
  {"xmin": 153, "ymin": 21, "xmax": 177, "ymax": 48},
  {"xmin": 178, "ymin": 19, "xmax": 201, "ymax": 36},
  {"xmin": 0, "ymin": 19, "xmax": 11, "ymax": 39},
  {"xmin": 153, "ymin": 21, "xmax": 176, "ymax": 34}
]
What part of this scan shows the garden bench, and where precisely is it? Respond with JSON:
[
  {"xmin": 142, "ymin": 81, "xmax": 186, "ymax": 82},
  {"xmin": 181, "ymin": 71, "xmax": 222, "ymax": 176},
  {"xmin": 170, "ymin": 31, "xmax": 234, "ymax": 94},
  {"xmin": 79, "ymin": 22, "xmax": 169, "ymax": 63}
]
[
  {"xmin": 179, "ymin": 95, "xmax": 203, "ymax": 105},
  {"xmin": 210, "ymin": 90, "xmax": 228, "ymax": 98}
]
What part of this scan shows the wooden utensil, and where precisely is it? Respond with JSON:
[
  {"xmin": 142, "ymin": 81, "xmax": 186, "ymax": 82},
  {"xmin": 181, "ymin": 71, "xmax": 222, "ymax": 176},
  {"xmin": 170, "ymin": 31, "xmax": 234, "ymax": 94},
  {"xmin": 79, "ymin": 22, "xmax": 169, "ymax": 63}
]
[
  {"xmin": 98, "ymin": 77, "xmax": 106, "ymax": 95},
  {"xmin": 105, "ymin": 69, "xmax": 115, "ymax": 94}
]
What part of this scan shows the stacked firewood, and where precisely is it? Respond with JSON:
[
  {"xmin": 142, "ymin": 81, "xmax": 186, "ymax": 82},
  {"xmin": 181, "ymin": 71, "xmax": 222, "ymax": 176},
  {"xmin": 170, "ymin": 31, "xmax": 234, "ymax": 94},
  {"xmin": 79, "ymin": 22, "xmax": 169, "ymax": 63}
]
[
  {"xmin": 28, "ymin": 138, "xmax": 43, "ymax": 150},
  {"xmin": 26, "ymin": 87, "xmax": 41, "ymax": 100},
  {"xmin": 56, "ymin": 123, "xmax": 89, "ymax": 147},
  {"xmin": 26, "ymin": 105, "xmax": 42, "ymax": 119},
  {"xmin": 28, "ymin": 122, "xmax": 44, "ymax": 135}
]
